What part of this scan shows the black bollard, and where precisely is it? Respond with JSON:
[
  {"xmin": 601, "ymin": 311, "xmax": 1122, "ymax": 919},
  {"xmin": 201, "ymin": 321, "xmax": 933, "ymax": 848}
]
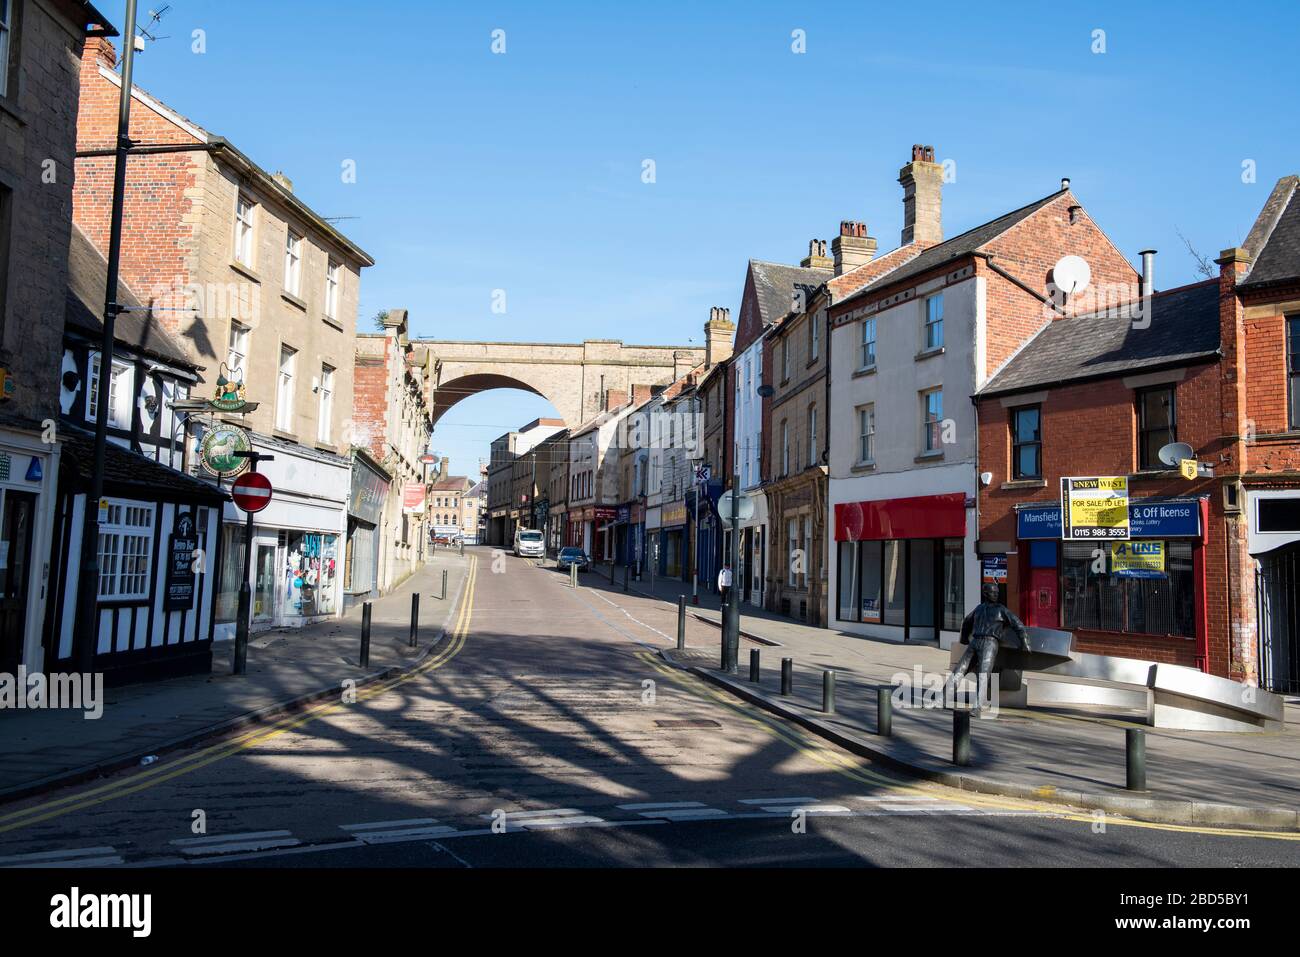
[
  {"xmin": 1126, "ymin": 728, "xmax": 1147, "ymax": 791},
  {"xmin": 623, "ymin": 562, "xmax": 630, "ymax": 592},
  {"xmin": 877, "ymin": 686, "xmax": 892, "ymax": 736},
  {"xmin": 676, "ymin": 595, "xmax": 686, "ymax": 650},
  {"xmin": 953, "ymin": 710, "xmax": 971, "ymax": 766},
  {"xmin": 360, "ymin": 601, "xmax": 372, "ymax": 668},
  {"xmin": 749, "ymin": 648, "xmax": 761, "ymax": 683},
  {"xmin": 409, "ymin": 592, "xmax": 419, "ymax": 648},
  {"xmin": 780, "ymin": 657, "xmax": 793, "ymax": 696},
  {"xmin": 823, "ymin": 670, "xmax": 836, "ymax": 714}
]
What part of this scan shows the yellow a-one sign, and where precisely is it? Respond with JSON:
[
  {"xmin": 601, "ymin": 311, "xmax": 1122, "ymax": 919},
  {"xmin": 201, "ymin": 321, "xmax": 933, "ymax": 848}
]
[{"xmin": 1111, "ymin": 540, "xmax": 1165, "ymax": 577}]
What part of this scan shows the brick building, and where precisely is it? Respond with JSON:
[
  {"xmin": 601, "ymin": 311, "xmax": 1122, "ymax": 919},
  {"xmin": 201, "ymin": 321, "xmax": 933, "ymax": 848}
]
[
  {"xmin": 975, "ymin": 279, "xmax": 1226, "ymax": 673},
  {"xmin": 0, "ymin": 1, "xmax": 116, "ymax": 675},
  {"xmin": 354, "ymin": 310, "xmax": 436, "ymax": 594},
  {"xmin": 1225, "ymin": 175, "xmax": 1300, "ymax": 692},
  {"xmin": 828, "ymin": 146, "xmax": 1140, "ymax": 648},
  {"xmin": 72, "ymin": 37, "xmax": 374, "ymax": 635},
  {"xmin": 694, "ymin": 309, "xmax": 734, "ymax": 591}
]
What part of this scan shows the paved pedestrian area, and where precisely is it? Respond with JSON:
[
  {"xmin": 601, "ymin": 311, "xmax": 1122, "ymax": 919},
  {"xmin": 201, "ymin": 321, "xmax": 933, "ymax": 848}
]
[
  {"xmin": 0, "ymin": 553, "xmax": 472, "ymax": 801},
  {"xmin": 601, "ymin": 567, "xmax": 1300, "ymax": 820}
]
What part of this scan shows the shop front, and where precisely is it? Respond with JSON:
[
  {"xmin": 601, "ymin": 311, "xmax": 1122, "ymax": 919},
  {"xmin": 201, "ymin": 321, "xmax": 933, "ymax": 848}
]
[
  {"xmin": 832, "ymin": 492, "xmax": 971, "ymax": 647},
  {"xmin": 344, "ymin": 451, "xmax": 388, "ymax": 611},
  {"xmin": 213, "ymin": 434, "xmax": 349, "ymax": 638},
  {"xmin": 660, "ymin": 501, "xmax": 688, "ymax": 581},
  {"xmin": 1002, "ymin": 496, "xmax": 1209, "ymax": 670},
  {"xmin": 0, "ymin": 429, "xmax": 60, "ymax": 676},
  {"xmin": 1248, "ymin": 488, "xmax": 1300, "ymax": 693}
]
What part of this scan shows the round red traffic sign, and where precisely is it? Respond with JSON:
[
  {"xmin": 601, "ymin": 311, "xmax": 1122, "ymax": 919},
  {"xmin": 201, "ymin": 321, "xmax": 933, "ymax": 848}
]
[{"xmin": 231, "ymin": 471, "xmax": 273, "ymax": 513}]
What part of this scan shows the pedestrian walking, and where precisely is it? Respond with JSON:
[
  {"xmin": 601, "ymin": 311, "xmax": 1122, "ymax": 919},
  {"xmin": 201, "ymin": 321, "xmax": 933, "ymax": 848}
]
[{"xmin": 717, "ymin": 562, "xmax": 733, "ymax": 609}]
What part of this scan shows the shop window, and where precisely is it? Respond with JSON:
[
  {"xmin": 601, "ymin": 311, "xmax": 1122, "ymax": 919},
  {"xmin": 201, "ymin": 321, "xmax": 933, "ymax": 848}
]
[
  {"xmin": 1137, "ymin": 386, "xmax": 1176, "ymax": 470},
  {"xmin": 836, "ymin": 537, "xmax": 965, "ymax": 633},
  {"xmin": 943, "ymin": 538, "xmax": 965, "ymax": 630},
  {"xmin": 284, "ymin": 531, "xmax": 339, "ymax": 616},
  {"xmin": 1061, "ymin": 540, "xmax": 1194, "ymax": 638},
  {"xmin": 882, "ymin": 540, "xmax": 906, "ymax": 625},
  {"xmin": 1011, "ymin": 405, "xmax": 1041, "ymax": 479},
  {"xmin": 215, "ymin": 524, "xmax": 246, "ymax": 622}
]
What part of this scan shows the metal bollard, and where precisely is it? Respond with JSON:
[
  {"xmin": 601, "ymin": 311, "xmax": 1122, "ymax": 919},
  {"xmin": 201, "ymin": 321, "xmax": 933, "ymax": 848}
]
[
  {"xmin": 360, "ymin": 602, "xmax": 372, "ymax": 668},
  {"xmin": 1126, "ymin": 728, "xmax": 1147, "ymax": 791},
  {"xmin": 780, "ymin": 657, "xmax": 793, "ymax": 696},
  {"xmin": 409, "ymin": 592, "xmax": 419, "ymax": 648},
  {"xmin": 953, "ymin": 710, "xmax": 971, "ymax": 766},
  {"xmin": 571, "ymin": 564, "xmax": 578, "ymax": 588},
  {"xmin": 877, "ymin": 686, "xmax": 892, "ymax": 736},
  {"xmin": 442, "ymin": 568, "xmax": 448, "ymax": 600},
  {"xmin": 749, "ymin": 648, "xmax": 761, "ymax": 683},
  {"xmin": 677, "ymin": 596, "xmax": 686, "ymax": 649},
  {"xmin": 823, "ymin": 670, "xmax": 835, "ymax": 714}
]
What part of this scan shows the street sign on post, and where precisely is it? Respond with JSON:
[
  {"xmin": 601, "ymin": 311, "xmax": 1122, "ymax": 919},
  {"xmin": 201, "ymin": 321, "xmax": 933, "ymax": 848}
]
[
  {"xmin": 717, "ymin": 490, "xmax": 755, "ymax": 522},
  {"xmin": 231, "ymin": 471, "xmax": 273, "ymax": 513}
]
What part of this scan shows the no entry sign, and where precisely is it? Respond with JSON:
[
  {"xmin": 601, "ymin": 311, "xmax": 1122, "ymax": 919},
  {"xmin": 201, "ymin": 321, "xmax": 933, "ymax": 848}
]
[{"xmin": 231, "ymin": 471, "xmax": 273, "ymax": 513}]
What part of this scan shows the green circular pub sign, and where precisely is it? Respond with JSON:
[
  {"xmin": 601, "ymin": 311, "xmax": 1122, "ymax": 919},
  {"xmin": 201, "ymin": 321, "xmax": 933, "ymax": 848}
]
[{"xmin": 199, "ymin": 424, "xmax": 252, "ymax": 478}]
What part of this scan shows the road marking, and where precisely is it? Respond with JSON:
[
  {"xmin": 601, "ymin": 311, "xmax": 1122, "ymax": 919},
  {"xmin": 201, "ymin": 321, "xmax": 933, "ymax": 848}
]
[
  {"xmin": 484, "ymin": 808, "xmax": 607, "ymax": 830},
  {"xmin": 618, "ymin": 801, "xmax": 730, "ymax": 820},
  {"xmin": 0, "ymin": 557, "xmax": 479, "ymax": 836},
  {"xmin": 0, "ymin": 845, "xmax": 123, "ymax": 868},
  {"xmin": 341, "ymin": 819, "xmax": 459, "ymax": 844},
  {"xmin": 170, "ymin": 830, "xmax": 300, "ymax": 856}
]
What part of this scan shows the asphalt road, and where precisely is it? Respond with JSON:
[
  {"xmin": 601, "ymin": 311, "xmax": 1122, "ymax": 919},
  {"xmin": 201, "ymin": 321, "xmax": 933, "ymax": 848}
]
[{"xmin": 1, "ymin": 548, "xmax": 1298, "ymax": 869}]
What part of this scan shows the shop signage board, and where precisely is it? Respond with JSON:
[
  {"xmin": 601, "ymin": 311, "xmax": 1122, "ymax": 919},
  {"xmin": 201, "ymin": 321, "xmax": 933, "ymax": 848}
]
[
  {"xmin": 164, "ymin": 511, "xmax": 199, "ymax": 611},
  {"xmin": 1018, "ymin": 497, "xmax": 1200, "ymax": 540},
  {"xmin": 981, "ymin": 555, "xmax": 1008, "ymax": 584},
  {"xmin": 402, "ymin": 483, "xmax": 426, "ymax": 514},
  {"xmin": 1111, "ymin": 540, "xmax": 1166, "ymax": 578},
  {"xmin": 1060, "ymin": 476, "xmax": 1130, "ymax": 540}
]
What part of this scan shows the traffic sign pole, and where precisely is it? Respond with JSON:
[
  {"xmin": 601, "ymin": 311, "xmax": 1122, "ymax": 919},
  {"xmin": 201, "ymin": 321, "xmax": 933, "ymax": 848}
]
[{"xmin": 231, "ymin": 452, "xmax": 274, "ymax": 676}]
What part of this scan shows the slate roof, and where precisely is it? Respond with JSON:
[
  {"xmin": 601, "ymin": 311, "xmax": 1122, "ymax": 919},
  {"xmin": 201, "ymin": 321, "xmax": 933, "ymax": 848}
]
[
  {"xmin": 65, "ymin": 225, "xmax": 196, "ymax": 370},
  {"xmin": 1240, "ymin": 176, "xmax": 1300, "ymax": 291},
  {"xmin": 749, "ymin": 260, "xmax": 832, "ymax": 325},
  {"xmin": 58, "ymin": 424, "xmax": 225, "ymax": 500},
  {"xmin": 836, "ymin": 189, "xmax": 1068, "ymax": 309},
  {"xmin": 978, "ymin": 280, "xmax": 1221, "ymax": 398}
]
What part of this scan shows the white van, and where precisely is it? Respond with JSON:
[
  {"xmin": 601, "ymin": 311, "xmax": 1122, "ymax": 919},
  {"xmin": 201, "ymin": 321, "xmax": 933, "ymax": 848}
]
[{"xmin": 513, "ymin": 527, "xmax": 545, "ymax": 558}]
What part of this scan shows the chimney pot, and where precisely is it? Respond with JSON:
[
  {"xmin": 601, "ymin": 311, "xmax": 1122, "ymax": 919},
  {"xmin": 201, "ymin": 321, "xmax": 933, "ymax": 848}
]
[
  {"xmin": 1061, "ymin": 177, "xmax": 1071, "ymax": 191},
  {"xmin": 832, "ymin": 221, "xmax": 877, "ymax": 276},
  {"xmin": 1139, "ymin": 249, "xmax": 1157, "ymax": 299}
]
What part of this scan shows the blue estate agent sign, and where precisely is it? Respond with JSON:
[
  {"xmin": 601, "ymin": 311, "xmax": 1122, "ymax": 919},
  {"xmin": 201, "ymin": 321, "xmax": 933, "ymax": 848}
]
[{"xmin": 1017, "ymin": 497, "xmax": 1201, "ymax": 540}]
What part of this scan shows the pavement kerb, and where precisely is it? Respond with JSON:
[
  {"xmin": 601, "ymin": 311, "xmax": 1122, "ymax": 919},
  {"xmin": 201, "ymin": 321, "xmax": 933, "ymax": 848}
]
[
  {"xmin": 620, "ymin": 580, "xmax": 784, "ymax": 646},
  {"xmin": 660, "ymin": 651, "xmax": 1300, "ymax": 833},
  {"xmin": 0, "ymin": 561, "xmax": 473, "ymax": 808}
]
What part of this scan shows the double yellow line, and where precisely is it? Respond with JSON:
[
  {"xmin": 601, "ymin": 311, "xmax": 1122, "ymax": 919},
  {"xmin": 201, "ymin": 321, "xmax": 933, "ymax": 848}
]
[
  {"xmin": 638, "ymin": 650, "xmax": 1300, "ymax": 841},
  {"xmin": 0, "ymin": 557, "xmax": 479, "ymax": 836}
]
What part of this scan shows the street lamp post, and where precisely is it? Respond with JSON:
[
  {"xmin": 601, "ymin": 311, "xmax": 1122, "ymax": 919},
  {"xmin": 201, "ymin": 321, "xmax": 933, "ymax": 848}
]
[
  {"xmin": 73, "ymin": 0, "xmax": 139, "ymax": 673},
  {"xmin": 722, "ymin": 466, "xmax": 740, "ymax": 674}
]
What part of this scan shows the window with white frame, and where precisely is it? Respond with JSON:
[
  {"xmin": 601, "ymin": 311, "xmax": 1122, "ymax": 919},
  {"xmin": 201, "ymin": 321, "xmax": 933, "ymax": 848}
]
[
  {"xmin": 325, "ymin": 259, "xmax": 340, "ymax": 320},
  {"xmin": 317, "ymin": 364, "xmax": 334, "ymax": 443},
  {"xmin": 88, "ymin": 355, "xmax": 134, "ymax": 430},
  {"xmin": 234, "ymin": 195, "xmax": 255, "ymax": 267},
  {"xmin": 97, "ymin": 501, "xmax": 154, "ymax": 600},
  {"xmin": 857, "ymin": 404, "xmax": 875, "ymax": 464},
  {"xmin": 0, "ymin": 1, "xmax": 14, "ymax": 100},
  {"xmin": 925, "ymin": 293, "xmax": 944, "ymax": 350},
  {"xmin": 860, "ymin": 317, "xmax": 876, "ymax": 369},
  {"xmin": 922, "ymin": 388, "xmax": 944, "ymax": 453},
  {"xmin": 810, "ymin": 313, "xmax": 820, "ymax": 361},
  {"xmin": 781, "ymin": 339, "xmax": 790, "ymax": 381},
  {"xmin": 808, "ymin": 405, "xmax": 817, "ymax": 466},
  {"xmin": 276, "ymin": 345, "xmax": 297, "ymax": 431},
  {"xmin": 284, "ymin": 229, "xmax": 303, "ymax": 296},
  {"xmin": 781, "ymin": 420, "xmax": 789, "ymax": 475},
  {"xmin": 226, "ymin": 320, "xmax": 249, "ymax": 378}
]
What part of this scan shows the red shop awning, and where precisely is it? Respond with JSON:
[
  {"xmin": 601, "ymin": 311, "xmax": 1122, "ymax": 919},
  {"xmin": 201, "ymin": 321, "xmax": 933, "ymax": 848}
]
[{"xmin": 834, "ymin": 492, "xmax": 967, "ymax": 542}]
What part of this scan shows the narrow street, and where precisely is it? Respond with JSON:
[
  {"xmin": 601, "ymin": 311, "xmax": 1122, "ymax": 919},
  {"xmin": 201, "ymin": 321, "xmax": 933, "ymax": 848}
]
[{"xmin": 0, "ymin": 549, "xmax": 1296, "ymax": 869}]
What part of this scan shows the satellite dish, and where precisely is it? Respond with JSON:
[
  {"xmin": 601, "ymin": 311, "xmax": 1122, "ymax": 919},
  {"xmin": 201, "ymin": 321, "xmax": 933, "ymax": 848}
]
[
  {"xmin": 1052, "ymin": 255, "xmax": 1092, "ymax": 295},
  {"xmin": 1158, "ymin": 442, "xmax": 1195, "ymax": 467},
  {"xmin": 756, "ymin": 384, "xmax": 775, "ymax": 398}
]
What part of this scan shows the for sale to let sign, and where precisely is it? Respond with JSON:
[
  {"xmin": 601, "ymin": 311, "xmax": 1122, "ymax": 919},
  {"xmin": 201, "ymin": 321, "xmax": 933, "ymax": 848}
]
[{"xmin": 1060, "ymin": 476, "xmax": 1130, "ymax": 540}]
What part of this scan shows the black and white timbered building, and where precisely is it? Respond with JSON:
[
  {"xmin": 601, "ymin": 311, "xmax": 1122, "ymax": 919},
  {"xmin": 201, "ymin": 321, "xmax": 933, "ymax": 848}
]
[{"xmin": 41, "ymin": 227, "xmax": 224, "ymax": 685}]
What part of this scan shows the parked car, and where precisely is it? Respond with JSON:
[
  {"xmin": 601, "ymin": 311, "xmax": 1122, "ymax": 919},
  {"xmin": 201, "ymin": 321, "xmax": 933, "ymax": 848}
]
[{"xmin": 557, "ymin": 547, "xmax": 591, "ymax": 572}]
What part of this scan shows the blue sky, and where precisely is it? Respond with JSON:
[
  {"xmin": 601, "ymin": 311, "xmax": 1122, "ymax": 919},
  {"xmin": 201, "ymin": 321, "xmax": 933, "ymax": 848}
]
[{"xmin": 127, "ymin": 0, "xmax": 1299, "ymax": 477}]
